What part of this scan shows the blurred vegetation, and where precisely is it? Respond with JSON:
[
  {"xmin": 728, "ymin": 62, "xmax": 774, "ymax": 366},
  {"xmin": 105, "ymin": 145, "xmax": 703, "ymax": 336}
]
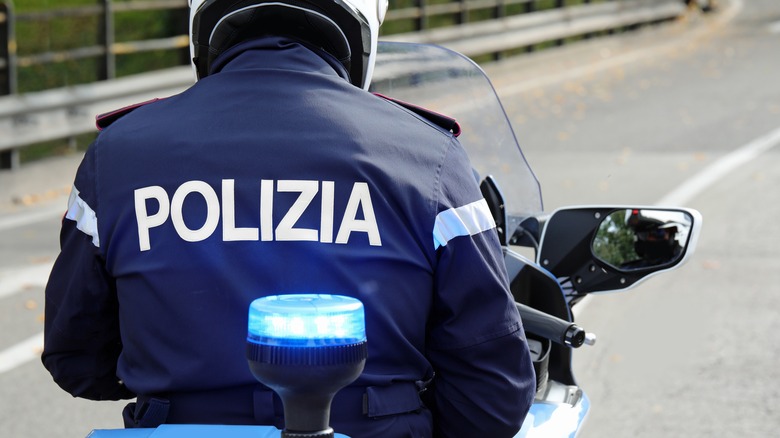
[{"xmin": 14, "ymin": 0, "xmax": 188, "ymax": 93}]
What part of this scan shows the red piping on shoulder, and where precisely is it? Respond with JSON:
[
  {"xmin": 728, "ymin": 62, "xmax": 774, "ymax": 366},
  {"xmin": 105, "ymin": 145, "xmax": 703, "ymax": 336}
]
[
  {"xmin": 95, "ymin": 98, "xmax": 163, "ymax": 131},
  {"xmin": 373, "ymin": 93, "xmax": 461, "ymax": 137}
]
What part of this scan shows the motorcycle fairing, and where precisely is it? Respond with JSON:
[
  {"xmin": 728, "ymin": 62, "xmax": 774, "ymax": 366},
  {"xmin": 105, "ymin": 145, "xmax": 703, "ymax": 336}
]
[{"xmin": 515, "ymin": 391, "xmax": 590, "ymax": 438}]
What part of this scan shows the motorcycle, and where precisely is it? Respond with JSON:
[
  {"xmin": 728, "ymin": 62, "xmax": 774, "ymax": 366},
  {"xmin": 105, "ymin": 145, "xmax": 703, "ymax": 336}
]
[{"xmin": 87, "ymin": 42, "xmax": 701, "ymax": 438}]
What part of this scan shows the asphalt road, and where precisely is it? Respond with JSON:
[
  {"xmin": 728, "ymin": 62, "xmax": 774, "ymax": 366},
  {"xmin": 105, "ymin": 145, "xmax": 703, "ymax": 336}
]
[
  {"xmin": 1, "ymin": 0, "xmax": 778, "ymax": 435},
  {"xmin": 484, "ymin": 0, "xmax": 780, "ymax": 436}
]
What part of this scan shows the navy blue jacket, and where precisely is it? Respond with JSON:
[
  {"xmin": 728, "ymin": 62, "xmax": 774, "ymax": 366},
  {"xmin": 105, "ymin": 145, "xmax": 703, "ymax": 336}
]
[{"xmin": 42, "ymin": 37, "xmax": 535, "ymax": 437}]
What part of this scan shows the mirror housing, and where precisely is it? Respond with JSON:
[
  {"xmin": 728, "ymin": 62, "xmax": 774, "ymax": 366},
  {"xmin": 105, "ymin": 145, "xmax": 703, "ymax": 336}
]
[{"xmin": 537, "ymin": 206, "xmax": 702, "ymax": 294}]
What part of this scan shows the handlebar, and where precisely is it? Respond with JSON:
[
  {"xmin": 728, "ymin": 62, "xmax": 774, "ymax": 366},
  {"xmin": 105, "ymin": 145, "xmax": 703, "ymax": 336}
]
[{"xmin": 515, "ymin": 303, "xmax": 594, "ymax": 348}]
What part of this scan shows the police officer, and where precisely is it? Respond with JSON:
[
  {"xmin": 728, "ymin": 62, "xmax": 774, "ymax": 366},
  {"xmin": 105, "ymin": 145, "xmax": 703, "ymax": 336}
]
[{"xmin": 42, "ymin": 0, "xmax": 536, "ymax": 436}]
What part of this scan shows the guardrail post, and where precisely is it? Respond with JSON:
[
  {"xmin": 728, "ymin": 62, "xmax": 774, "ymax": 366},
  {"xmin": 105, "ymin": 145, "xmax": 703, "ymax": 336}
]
[
  {"xmin": 169, "ymin": 4, "xmax": 191, "ymax": 65},
  {"xmin": 416, "ymin": 0, "xmax": 428, "ymax": 31},
  {"xmin": 0, "ymin": 1, "xmax": 19, "ymax": 170},
  {"xmin": 494, "ymin": 0, "xmax": 507, "ymax": 20},
  {"xmin": 491, "ymin": 0, "xmax": 508, "ymax": 61},
  {"xmin": 97, "ymin": 0, "xmax": 115, "ymax": 80},
  {"xmin": 0, "ymin": 1, "xmax": 15, "ymax": 96},
  {"xmin": 0, "ymin": 151, "xmax": 18, "ymax": 171},
  {"xmin": 457, "ymin": 0, "xmax": 467, "ymax": 25},
  {"xmin": 554, "ymin": 0, "xmax": 565, "ymax": 46},
  {"xmin": 524, "ymin": 1, "xmax": 536, "ymax": 53}
]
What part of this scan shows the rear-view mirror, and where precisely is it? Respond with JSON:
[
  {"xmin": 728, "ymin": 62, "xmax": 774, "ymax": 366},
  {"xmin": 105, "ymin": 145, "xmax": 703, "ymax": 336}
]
[
  {"xmin": 592, "ymin": 209, "xmax": 693, "ymax": 272},
  {"xmin": 537, "ymin": 206, "xmax": 701, "ymax": 294}
]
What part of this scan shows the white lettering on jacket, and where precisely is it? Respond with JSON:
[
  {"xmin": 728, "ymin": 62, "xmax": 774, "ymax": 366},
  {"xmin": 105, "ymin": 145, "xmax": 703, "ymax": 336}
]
[{"xmin": 134, "ymin": 179, "xmax": 382, "ymax": 251}]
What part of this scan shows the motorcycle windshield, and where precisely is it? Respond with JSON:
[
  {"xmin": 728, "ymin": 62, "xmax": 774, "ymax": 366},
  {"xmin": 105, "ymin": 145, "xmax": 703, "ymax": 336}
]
[{"xmin": 371, "ymin": 42, "xmax": 543, "ymax": 219}]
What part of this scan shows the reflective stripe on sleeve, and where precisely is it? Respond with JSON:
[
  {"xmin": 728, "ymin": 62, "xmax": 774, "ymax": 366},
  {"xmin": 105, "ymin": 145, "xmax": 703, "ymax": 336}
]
[
  {"xmin": 433, "ymin": 198, "xmax": 496, "ymax": 250},
  {"xmin": 65, "ymin": 186, "xmax": 100, "ymax": 248}
]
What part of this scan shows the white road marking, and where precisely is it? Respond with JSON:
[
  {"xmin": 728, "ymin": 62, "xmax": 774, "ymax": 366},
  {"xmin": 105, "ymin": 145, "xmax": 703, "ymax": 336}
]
[
  {"xmin": 0, "ymin": 203, "xmax": 65, "ymax": 232},
  {"xmin": 0, "ymin": 265, "xmax": 52, "ymax": 375},
  {"xmin": 0, "ymin": 332, "xmax": 44, "ymax": 374},
  {"xmin": 0, "ymin": 263, "xmax": 53, "ymax": 299},
  {"xmin": 657, "ymin": 126, "xmax": 780, "ymax": 206},
  {"xmin": 769, "ymin": 21, "xmax": 780, "ymax": 34}
]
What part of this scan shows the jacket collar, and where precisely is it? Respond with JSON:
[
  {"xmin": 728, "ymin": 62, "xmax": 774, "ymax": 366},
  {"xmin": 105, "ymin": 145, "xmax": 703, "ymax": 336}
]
[{"xmin": 209, "ymin": 36, "xmax": 351, "ymax": 83}]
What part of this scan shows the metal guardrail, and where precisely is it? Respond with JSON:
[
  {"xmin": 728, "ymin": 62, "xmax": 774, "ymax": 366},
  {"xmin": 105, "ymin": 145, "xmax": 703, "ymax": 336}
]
[
  {"xmin": 0, "ymin": 0, "xmax": 695, "ymax": 170},
  {"xmin": 0, "ymin": 0, "xmax": 546, "ymax": 96},
  {"xmin": 384, "ymin": 0, "xmax": 686, "ymax": 54},
  {"xmin": 0, "ymin": 66, "xmax": 191, "ymax": 168}
]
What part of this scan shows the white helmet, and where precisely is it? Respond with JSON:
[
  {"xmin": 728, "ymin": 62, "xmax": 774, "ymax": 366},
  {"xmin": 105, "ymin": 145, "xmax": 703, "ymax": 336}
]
[{"xmin": 189, "ymin": 0, "xmax": 388, "ymax": 90}]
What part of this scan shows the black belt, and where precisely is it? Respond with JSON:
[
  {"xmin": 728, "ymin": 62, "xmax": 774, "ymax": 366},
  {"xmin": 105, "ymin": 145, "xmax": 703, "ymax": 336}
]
[{"xmin": 124, "ymin": 382, "xmax": 426, "ymax": 429}]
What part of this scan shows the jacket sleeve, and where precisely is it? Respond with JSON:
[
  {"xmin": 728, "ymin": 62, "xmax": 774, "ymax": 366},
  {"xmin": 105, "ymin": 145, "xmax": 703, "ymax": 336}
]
[
  {"xmin": 41, "ymin": 145, "xmax": 134, "ymax": 401},
  {"xmin": 426, "ymin": 138, "xmax": 536, "ymax": 437}
]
